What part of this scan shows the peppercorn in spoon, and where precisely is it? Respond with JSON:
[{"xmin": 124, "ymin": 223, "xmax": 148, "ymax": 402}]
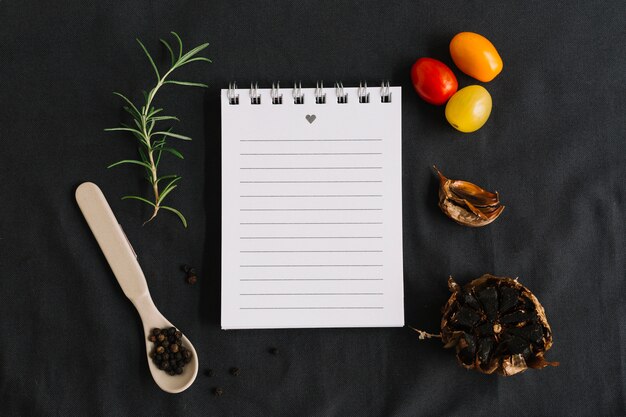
[{"xmin": 75, "ymin": 182, "xmax": 199, "ymax": 393}]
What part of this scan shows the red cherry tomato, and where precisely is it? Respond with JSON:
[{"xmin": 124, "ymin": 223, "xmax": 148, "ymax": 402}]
[{"xmin": 411, "ymin": 58, "xmax": 458, "ymax": 105}]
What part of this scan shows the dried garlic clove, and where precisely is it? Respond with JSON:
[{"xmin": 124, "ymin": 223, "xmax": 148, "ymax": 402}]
[{"xmin": 434, "ymin": 166, "xmax": 505, "ymax": 227}]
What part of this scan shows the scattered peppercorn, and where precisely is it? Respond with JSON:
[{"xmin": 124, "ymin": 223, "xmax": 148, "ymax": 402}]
[
  {"xmin": 204, "ymin": 369, "xmax": 214, "ymax": 377},
  {"xmin": 230, "ymin": 367, "xmax": 240, "ymax": 376},
  {"xmin": 269, "ymin": 347, "xmax": 279, "ymax": 355},
  {"xmin": 213, "ymin": 387, "xmax": 224, "ymax": 397},
  {"xmin": 182, "ymin": 265, "xmax": 199, "ymax": 285},
  {"xmin": 148, "ymin": 327, "xmax": 193, "ymax": 376}
]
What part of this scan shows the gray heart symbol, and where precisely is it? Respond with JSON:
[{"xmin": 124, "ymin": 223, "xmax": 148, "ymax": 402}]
[{"xmin": 305, "ymin": 114, "xmax": 316, "ymax": 124}]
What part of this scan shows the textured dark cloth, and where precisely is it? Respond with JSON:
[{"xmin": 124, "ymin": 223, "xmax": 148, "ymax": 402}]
[{"xmin": 1, "ymin": 1, "xmax": 624, "ymax": 416}]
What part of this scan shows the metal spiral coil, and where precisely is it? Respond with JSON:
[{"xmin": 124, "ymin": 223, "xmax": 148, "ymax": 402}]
[{"xmin": 227, "ymin": 81, "xmax": 392, "ymax": 104}]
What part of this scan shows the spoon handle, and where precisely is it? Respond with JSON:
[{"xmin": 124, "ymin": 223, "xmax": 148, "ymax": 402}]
[{"xmin": 76, "ymin": 182, "xmax": 149, "ymax": 302}]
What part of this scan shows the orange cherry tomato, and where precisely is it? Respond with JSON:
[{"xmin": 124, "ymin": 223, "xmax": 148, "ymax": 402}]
[{"xmin": 450, "ymin": 32, "xmax": 503, "ymax": 82}]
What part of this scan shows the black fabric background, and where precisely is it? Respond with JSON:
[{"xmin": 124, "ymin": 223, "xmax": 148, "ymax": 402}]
[{"xmin": 1, "ymin": 1, "xmax": 624, "ymax": 416}]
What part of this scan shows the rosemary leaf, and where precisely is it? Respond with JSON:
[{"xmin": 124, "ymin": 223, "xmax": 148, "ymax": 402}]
[
  {"xmin": 136, "ymin": 38, "xmax": 160, "ymax": 81},
  {"xmin": 149, "ymin": 115, "xmax": 180, "ymax": 122},
  {"xmin": 160, "ymin": 147, "xmax": 184, "ymax": 159},
  {"xmin": 153, "ymin": 131, "xmax": 192, "ymax": 141},
  {"xmin": 158, "ymin": 182, "xmax": 179, "ymax": 204},
  {"xmin": 171, "ymin": 31, "xmax": 183, "ymax": 59},
  {"xmin": 165, "ymin": 80, "xmax": 208, "ymax": 88},
  {"xmin": 160, "ymin": 205, "xmax": 188, "ymax": 228},
  {"xmin": 160, "ymin": 39, "xmax": 175, "ymax": 66},
  {"xmin": 122, "ymin": 195, "xmax": 156, "ymax": 207},
  {"xmin": 107, "ymin": 159, "xmax": 153, "ymax": 170}
]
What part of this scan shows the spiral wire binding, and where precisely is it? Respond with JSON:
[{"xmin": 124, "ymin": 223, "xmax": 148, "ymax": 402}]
[
  {"xmin": 250, "ymin": 82, "xmax": 261, "ymax": 105},
  {"xmin": 315, "ymin": 81, "xmax": 326, "ymax": 104},
  {"xmin": 271, "ymin": 82, "xmax": 283, "ymax": 104},
  {"xmin": 293, "ymin": 82, "xmax": 304, "ymax": 104},
  {"xmin": 380, "ymin": 80, "xmax": 392, "ymax": 103},
  {"xmin": 227, "ymin": 81, "xmax": 392, "ymax": 105},
  {"xmin": 358, "ymin": 81, "xmax": 370, "ymax": 103},
  {"xmin": 335, "ymin": 82, "xmax": 348, "ymax": 104},
  {"xmin": 227, "ymin": 82, "xmax": 239, "ymax": 105}
]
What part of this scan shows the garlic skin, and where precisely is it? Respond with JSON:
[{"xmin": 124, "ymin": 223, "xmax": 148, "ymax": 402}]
[{"xmin": 434, "ymin": 167, "xmax": 505, "ymax": 227}]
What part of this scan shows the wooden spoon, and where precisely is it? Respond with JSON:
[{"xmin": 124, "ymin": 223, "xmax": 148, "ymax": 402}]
[{"xmin": 75, "ymin": 182, "xmax": 198, "ymax": 393}]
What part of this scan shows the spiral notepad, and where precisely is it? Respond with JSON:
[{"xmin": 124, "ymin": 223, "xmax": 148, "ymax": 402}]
[{"xmin": 221, "ymin": 82, "xmax": 403, "ymax": 329}]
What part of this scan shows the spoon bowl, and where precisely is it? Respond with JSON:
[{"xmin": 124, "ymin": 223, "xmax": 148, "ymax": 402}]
[
  {"xmin": 76, "ymin": 182, "xmax": 199, "ymax": 393},
  {"xmin": 134, "ymin": 295, "xmax": 199, "ymax": 393}
]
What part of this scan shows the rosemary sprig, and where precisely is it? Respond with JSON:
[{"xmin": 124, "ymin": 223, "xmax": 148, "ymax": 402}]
[{"xmin": 105, "ymin": 32, "xmax": 211, "ymax": 227}]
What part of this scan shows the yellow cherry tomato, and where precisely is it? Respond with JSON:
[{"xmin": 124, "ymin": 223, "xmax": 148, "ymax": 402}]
[
  {"xmin": 450, "ymin": 32, "xmax": 503, "ymax": 82},
  {"xmin": 445, "ymin": 85, "xmax": 492, "ymax": 133}
]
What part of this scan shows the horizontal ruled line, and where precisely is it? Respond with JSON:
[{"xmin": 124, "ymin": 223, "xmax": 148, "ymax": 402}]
[
  {"xmin": 240, "ymin": 307, "xmax": 384, "ymax": 310},
  {"xmin": 240, "ymin": 250, "xmax": 383, "ymax": 253},
  {"xmin": 240, "ymin": 222, "xmax": 383, "ymax": 225},
  {"xmin": 240, "ymin": 152, "xmax": 382, "ymax": 156},
  {"xmin": 240, "ymin": 264, "xmax": 383, "ymax": 267},
  {"xmin": 240, "ymin": 237, "xmax": 382, "ymax": 239},
  {"xmin": 240, "ymin": 195, "xmax": 383, "ymax": 198},
  {"xmin": 240, "ymin": 180, "xmax": 383, "ymax": 183},
  {"xmin": 240, "ymin": 139, "xmax": 382, "ymax": 142},
  {"xmin": 240, "ymin": 293, "xmax": 384, "ymax": 296},
  {"xmin": 240, "ymin": 167, "xmax": 382, "ymax": 170},
  {"xmin": 240, "ymin": 278, "xmax": 384, "ymax": 281},
  {"xmin": 241, "ymin": 208, "xmax": 382, "ymax": 211}
]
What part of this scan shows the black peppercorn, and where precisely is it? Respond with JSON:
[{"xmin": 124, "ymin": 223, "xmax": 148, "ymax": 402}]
[
  {"xmin": 230, "ymin": 367, "xmax": 240, "ymax": 376},
  {"xmin": 205, "ymin": 369, "xmax": 214, "ymax": 377},
  {"xmin": 213, "ymin": 387, "xmax": 224, "ymax": 396},
  {"xmin": 148, "ymin": 327, "xmax": 193, "ymax": 376},
  {"xmin": 182, "ymin": 265, "xmax": 191, "ymax": 273},
  {"xmin": 269, "ymin": 347, "xmax": 279, "ymax": 355}
]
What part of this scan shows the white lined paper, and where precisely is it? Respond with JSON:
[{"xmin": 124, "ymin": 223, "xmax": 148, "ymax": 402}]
[{"xmin": 221, "ymin": 86, "xmax": 403, "ymax": 329}]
